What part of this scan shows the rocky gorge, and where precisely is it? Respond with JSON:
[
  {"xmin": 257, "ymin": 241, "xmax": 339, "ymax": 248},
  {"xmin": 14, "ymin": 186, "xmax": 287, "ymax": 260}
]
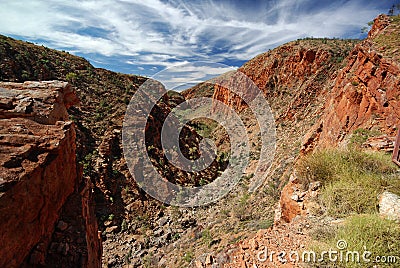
[{"xmin": 0, "ymin": 13, "xmax": 399, "ymax": 268}]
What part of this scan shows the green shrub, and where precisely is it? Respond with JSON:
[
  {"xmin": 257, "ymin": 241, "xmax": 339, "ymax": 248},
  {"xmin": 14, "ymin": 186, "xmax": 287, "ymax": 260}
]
[
  {"xmin": 321, "ymin": 173, "xmax": 384, "ymax": 216},
  {"xmin": 182, "ymin": 250, "xmax": 194, "ymax": 263},
  {"xmin": 349, "ymin": 128, "xmax": 381, "ymax": 147},
  {"xmin": 297, "ymin": 148, "xmax": 399, "ymax": 217},
  {"xmin": 201, "ymin": 228, "xmax": 213, "ymax": 247},
  {"xmin": 65, "ymin": 72, "xmax": 78, "ymax": 82},
  {"xmin": 21, "ymin": 70, "xmax": 30, "ymax": 81},
  {"xmin": 311, "ymin": 214, "xmax": 400, "ymax": 267},
  {"xmin": 121, "ymin": 219, "xmax": 128, "ymax": 232}
]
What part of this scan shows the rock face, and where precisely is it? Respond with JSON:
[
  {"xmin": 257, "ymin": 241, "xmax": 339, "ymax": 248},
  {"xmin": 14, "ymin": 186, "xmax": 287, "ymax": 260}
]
[
  {"xmin": 275, "ymin": 175, "xmax": 321, "ymax": 223},
  {"xmin": 0, "ymin": 118, "xmax": 76, "ymax": 267},
  {"xmin": 279, "ymin": 15, "xmax": 400, "ymax": 224},
  {"xmin": 0, "ymin": 81, "xmax": 100, "ymax": 267},
  {"xmin": 209, "ymin": 38, "xmax": 357, "ymax": 190},
  {"xmin": 368, "ymin": 14, "xmax": 391, "ymax": 38},
  {"xmin": 212, "ymin": 39, "xmax": 356, "ymax": 118},
  {"xmin": 0, "ymin": 80, "xmax": 79, "ymax": 124},
  {"xmin": 302, "ymin": 15, "xmax": 400, "ymax": 153}
]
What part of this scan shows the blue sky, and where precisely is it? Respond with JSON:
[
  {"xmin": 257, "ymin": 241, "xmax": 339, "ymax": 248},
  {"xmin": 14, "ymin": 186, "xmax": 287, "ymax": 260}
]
[{"xmin": 0, "ymin": 0, "xmax": 393, "ymax": 87}]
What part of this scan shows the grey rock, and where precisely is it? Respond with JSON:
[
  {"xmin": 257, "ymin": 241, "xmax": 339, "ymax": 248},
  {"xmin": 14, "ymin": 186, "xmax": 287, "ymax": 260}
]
[
  {"xmin": 158, "ymin": 216, "xmax": 169, "ymax": 226},
  {"xmin": 154, "ymin": 228, "xmax": 164, "ymax": 236},
  {"xmin": 378, "ymin": 191, "xmax": 400, "ymax": 221}
]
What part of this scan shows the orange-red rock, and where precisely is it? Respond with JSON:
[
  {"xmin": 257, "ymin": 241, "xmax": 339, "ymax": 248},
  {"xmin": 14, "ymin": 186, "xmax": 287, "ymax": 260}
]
[
  {"xmin": 0, "ymin": 117, "xmax": 77, "ymax": 267},
  {"xmin": 302, "ymin": 15, "xmax": 400, "ymax": 153},
  {"xmin": 0, "ymin": 81, "xmax": 100, "ymax": 267},
  {"xmin": 211, "ymin": 40, "xmax": 352, "ymax": 119}
]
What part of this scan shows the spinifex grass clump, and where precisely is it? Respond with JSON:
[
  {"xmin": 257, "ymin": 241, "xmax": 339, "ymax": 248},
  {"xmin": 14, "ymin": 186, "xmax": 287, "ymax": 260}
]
[
  {"xmin": 310, "ymin": 214, "xmax": 400, "ymax": 268},
  {"xmin": 297, "ymin": 148, "xmax": 399, "ymax": 217}
]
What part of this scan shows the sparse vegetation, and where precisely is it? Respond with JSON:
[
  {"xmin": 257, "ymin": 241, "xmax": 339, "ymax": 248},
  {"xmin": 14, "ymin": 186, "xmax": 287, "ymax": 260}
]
[
  {"xmin": 142, "ymin": 252, "xmax": 154, "ymax": 268},
  {"xmin": 201, "ymin": 228, "xmax": 213, "ymax": 247},
  {"xmin": 65, "ymin": 72, "xmax": 78, "ymax": 82},
  {"xmin": 182, "ymin": 250, "xmax": 194, "ymax": 263},
  {"xmin": 311, "ymin": 214, "xmax": 400, "ymax": 268},
  {"xmin": 297, "ymin": 148, "xmax": 399, "ymax": 217},
  {"xmin": 305, "ymin": 144, "xmax": 400, "ymax": 267},
  {"xmin": 121, "ymin": 219, "xmax": 128, "ymax": 232},
  {"xmin": 349, "ymin": 128, "xmax": 381, "ymax": 147}
]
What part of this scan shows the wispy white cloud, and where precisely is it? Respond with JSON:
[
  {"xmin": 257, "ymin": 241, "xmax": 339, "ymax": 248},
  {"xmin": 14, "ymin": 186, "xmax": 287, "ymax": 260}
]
[
  {"xmin": 151, "ymin": 62, "xmax": 236, "ymax": 90},
  {"xmin": 0, "ymin": 0, "xmax": 392, "ymax": 73}
]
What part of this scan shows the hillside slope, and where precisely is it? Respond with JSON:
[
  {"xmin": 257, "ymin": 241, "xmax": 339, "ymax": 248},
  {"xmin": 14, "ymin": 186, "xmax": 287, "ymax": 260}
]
[
  {"xmin": 302, "ymin": 14, "xmax": 400, "ymax": 153},
  {"xmin": 199, "ymin": 14, "xmax": 400, "ymax": 268},
  {"xmin": 0, "ymin": 35, "xmax": 228, "ymax": 267},
  {"xmin": 1, "ymin": 13, "xmax": 399, "ymax": 268}
]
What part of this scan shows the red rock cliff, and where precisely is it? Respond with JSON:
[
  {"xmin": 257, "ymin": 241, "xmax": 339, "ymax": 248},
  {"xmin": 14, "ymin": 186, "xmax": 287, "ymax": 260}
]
[
  {"xmin": 302, "ymin": 15, "xmax": 400, "ymax": 152},
  {"xmin": 210, "ymin": 38, "xmax": 358, "ymax": 190},
  {"xmin": 0, "ymin": 81, "xmax": 101, "ymax": 267},
  {"xmin": 212, "ymin": 39, "xmax": 357, "ymax": 119}
]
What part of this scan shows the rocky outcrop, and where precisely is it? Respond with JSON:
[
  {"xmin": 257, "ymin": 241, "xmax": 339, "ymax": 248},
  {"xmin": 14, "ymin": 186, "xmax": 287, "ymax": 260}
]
[
  {"xmin": 275, "ymin": 174, "xmax": 321, "ymax": 223},
  {"xmin": 212, "ymin": 39, "xmax": 356, "ymax": 119},
  {"xmin": 0, "ymin": 117, "xmax": 77, "ymax": 267},
  {"xmin": 302, "ymin": 15, "xmax": 400, "ymax": 153},
  {"xmin": 362, "ymin": 135, "xmax": 396, "ymax": 151},
  {"xmin": 0, "ymin": 81, "xmax": 100, "ymax": 267},
  {"xmin": 368, "ymin": 14, "xmax": 391, "ymax": 38},
  {"xmin": 0, "ymin": 81, "xmax": 78, "ymax": 266},
  {"xmin": 277, "ymin": 15, "xmax": 400, "ymax": 225},
  {"xmin": 210, "ymin": 39, "xmax": 358, "ymax": 190},
  {"xmin": 378, "ymin": 191, "xmax": 400, "ymax": 222},
  {"xmin": 0, "ymin": 80, "xmax": 79, "ymax": 124}
]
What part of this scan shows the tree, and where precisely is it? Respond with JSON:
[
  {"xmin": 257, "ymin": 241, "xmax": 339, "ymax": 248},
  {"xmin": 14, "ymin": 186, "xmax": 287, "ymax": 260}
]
[
  {"xmin": 388, "ymin": 2, "xmax": 400, "ymax": 16},
  {"xmin": 388, "ymin": 5, "xmax": 394, "ymax": 16}
]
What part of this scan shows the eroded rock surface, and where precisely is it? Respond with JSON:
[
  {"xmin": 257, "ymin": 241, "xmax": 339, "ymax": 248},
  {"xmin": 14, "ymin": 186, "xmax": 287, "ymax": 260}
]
[
  {"xmin": 302, "ymin": 15, "xmax": 400, "ymax": 153},
  {"xmin": 0, "ymin": 81, "xmax": 78, "ymax": 124},
  {"xmin": 0, "ymin": 81, "xmax": 100, "ymax": 267}
]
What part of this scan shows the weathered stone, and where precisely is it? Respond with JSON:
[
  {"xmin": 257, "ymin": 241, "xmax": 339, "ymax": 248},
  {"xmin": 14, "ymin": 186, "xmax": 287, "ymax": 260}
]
[
  {"xmin": 302, "ymin": 15, "xmax": 400, "ymax": 153},
  {"xmin": 0, "ymin": 81, "xmax": 79, "ymax": 124},
  {"xmin": 0, "ymin": 81, "xmax": 100, "ymax": 268},
  {"xmin": 278, "ymin": 181, "xmax": 302, "ymax": 223},
  {"xmin": 362, "ymin": 135, "xmax": 395, "ymax": 151},
  {"xmin": 291, "ymin": 194, "xmax": 299, "ymax": 202},
  {"xmin": 309, "ymin": 181, "xmax": 321, "ymax": 191},
  {"xmin": 205, "ymin": 254, "xmax": 213, "ymax": 265},
  {"xmin": 378, "ymin": 191, "xmax": 400, "ymax": 222},
  {"xmin": 107, "ymin": 257, "xmax": 116, "ymax": 267},
  {"xmin": 154, "ymin": 228, "xmax": 164, "ymax": 236},
  {"xmin": 105, "ymin": 226, "xmax": 119, "ymax": 234},
  {"xmin": 158, "ymin": 216, "xmax": 169, "ymax": 226}
]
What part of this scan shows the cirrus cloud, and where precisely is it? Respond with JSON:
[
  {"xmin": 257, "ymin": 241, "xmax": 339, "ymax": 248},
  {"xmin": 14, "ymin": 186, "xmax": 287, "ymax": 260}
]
[{"xmin": 0, "ymin": 0, "xmax": 392, "ymax": 83}]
